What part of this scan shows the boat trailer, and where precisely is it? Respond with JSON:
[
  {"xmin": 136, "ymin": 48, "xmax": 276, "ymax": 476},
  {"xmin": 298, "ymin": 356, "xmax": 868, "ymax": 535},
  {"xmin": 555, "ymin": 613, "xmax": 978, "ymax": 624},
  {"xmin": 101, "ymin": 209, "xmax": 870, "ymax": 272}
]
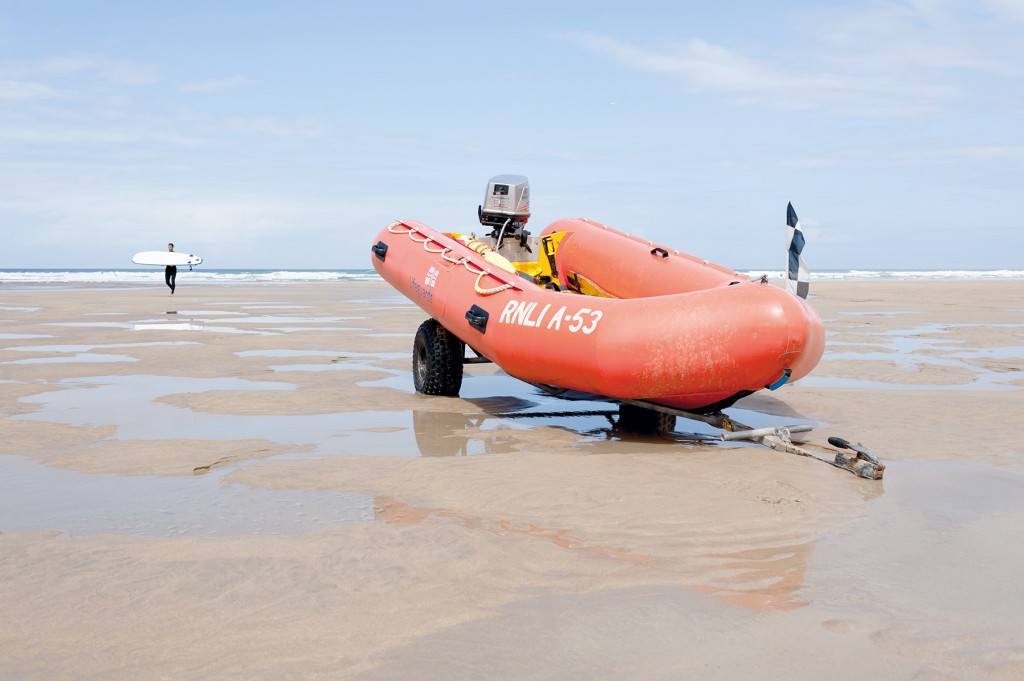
[
  {"xmin": 518, "ymin": 379, "xmax": 887, "ymax": 479},
  {"xmin": 622, "ymin": 399, "xmax": 886, "ymax": 480},
  {"xmin": 446, "ymin": 347, "xmax": 885, "ymax": 479}
]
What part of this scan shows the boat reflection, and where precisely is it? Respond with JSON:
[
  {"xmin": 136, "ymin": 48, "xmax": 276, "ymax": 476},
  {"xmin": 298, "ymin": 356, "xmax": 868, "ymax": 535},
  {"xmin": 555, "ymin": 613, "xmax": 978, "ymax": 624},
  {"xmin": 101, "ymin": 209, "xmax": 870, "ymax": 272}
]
[
  {"xmin": 374, "ymin": 489, "xmax": 819, "ymax": 612},
  {"xmin": 410, "ymin": 397, "xmax": 721, "ymax": 458}
]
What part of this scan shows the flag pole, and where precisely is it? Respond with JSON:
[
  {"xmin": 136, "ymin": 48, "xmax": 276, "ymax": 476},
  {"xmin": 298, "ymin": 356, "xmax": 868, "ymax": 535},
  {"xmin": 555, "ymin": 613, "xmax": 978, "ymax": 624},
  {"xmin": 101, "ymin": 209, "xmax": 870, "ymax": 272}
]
[{"xmin": 786, "ymin": 202, "xmax": 809, "ymax": 298}]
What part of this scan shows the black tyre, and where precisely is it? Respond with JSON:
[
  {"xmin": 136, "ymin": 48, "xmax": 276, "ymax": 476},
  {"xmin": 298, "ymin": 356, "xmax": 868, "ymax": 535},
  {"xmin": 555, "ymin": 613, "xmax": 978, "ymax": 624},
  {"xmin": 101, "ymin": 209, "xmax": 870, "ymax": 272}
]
[
  {"xmin": 616, "ymin": 403, "xmax": 676, "ymax": 434},
  {"xmin": 412, "ymin": 319, "xmax": 464, "ymax": 396}
]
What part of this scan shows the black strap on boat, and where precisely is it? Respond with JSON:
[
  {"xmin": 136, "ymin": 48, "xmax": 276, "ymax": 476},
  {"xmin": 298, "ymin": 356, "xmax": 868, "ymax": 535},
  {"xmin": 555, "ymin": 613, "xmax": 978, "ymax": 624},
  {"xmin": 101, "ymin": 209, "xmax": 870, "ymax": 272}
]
[
  {"xmin": 542, "ymin": 235, "xmax": 559, "ymax": 278},
  {"xmin": 693, "ymin": 390, "xmax": 755, "ymax": 414},
  {"xmin": 695, "ymin": 370, "xmax": 792, "ymax": 413},
  {"xmin": 566, "ymin": 271, "xmax": 581, "ymax": 293},
  {"xmin": 371, "ymin": 241, "xmax": 388, "ymax": 261},
  {"xmin": 651, "ymin": 247, "xmax": 669, "ymax": 258},
  {"xmin": 463, "ymin": 346, "xmax": 493, "ymax": 364},
  {"xmin": 465, "ymin": 304, "xmax": 489, "ymax": 333}
]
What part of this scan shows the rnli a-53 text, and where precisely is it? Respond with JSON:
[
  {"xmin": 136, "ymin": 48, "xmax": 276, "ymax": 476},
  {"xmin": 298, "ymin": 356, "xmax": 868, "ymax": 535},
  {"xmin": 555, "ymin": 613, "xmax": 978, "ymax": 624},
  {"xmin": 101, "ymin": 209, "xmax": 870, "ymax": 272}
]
[{"xmin": 497, "ymin": 300, "xmax": 602, "ymax": 334}]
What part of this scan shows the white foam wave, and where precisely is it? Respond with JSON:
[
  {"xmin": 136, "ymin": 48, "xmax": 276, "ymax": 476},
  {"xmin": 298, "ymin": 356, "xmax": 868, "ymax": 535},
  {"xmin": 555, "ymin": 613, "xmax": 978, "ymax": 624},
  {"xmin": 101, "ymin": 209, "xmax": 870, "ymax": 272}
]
[
  {"xmin": 741, "ymin": 270, "xmax": 1024, "ymax": 281},
  {"xmin": 0, "ymin": 269, "xmax": 381, "ymax": 284},
  {"xmin": 4, "ymin": 269, "xmax": 1023, "ymax": 285}
]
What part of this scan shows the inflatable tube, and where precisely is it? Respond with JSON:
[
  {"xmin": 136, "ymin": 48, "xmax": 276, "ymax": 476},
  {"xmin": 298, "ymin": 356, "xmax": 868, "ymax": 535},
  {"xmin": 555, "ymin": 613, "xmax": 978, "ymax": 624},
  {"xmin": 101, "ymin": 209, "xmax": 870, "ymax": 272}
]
[{"xmin": 371, "ymin": 219, "xmax": 824, "ymax": 412}]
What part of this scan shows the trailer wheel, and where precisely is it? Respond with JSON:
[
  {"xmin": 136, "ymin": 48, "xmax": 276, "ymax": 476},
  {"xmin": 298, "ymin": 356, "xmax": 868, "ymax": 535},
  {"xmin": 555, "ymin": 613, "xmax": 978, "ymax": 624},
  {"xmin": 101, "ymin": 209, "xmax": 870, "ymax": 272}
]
[
  {"xmin": 617, "ymin": 403, "xmax": 676, "ymax": 434},
  {"xmin": 413, "ymin": 319, "xmax": 464, "ymax": 396}
]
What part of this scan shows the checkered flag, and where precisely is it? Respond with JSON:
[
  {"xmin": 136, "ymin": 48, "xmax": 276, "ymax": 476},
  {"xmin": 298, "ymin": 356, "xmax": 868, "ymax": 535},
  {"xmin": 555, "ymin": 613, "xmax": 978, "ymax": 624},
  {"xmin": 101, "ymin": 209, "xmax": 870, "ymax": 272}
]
[{"xmin": 786, "ymin": 202, "xmax": 809, "ymax": 298}]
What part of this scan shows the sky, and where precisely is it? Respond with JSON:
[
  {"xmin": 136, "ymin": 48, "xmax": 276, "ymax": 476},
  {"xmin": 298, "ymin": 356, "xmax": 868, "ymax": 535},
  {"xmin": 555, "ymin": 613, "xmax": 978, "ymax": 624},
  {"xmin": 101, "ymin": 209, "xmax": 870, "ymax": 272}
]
[{"xmin": 1, "ymin": 0, "xmax": 1022, "ymax": 270}]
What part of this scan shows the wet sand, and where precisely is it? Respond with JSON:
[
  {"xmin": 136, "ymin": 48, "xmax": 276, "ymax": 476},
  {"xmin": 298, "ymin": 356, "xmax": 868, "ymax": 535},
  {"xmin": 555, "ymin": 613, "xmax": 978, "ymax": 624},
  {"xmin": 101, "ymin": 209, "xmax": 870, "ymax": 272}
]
[{"xmin": 1, "ymin": 279, "xmax": 1023, "ymax": 680}]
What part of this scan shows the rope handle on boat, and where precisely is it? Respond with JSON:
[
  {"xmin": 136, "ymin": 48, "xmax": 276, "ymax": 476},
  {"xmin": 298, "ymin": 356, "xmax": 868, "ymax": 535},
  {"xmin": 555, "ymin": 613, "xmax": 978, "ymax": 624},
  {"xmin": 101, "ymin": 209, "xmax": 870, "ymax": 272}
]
[
  {"xmin": 387, "ymin": 221, "xmax": 519, "ymax": 295},
  {"xmin": 474, "ymin": 271, "xmax": 515, "ymax": 295}
]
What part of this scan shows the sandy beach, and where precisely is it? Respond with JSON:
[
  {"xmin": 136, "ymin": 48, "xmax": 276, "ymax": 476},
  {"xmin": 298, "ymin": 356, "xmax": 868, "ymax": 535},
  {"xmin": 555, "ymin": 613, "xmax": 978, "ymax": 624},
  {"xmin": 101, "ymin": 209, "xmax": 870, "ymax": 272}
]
[{"xmin": 2, "ymin": 278, "xmax": 1023, "ymax": 680}]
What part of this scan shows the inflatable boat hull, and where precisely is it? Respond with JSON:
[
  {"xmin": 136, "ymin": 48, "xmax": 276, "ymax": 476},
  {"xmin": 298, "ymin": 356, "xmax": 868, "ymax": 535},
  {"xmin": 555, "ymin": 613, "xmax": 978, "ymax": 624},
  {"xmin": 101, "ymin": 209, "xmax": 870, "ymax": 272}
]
[{"xmin": 371, "ymin": 218, "xmax": 824, "ymax": 412}]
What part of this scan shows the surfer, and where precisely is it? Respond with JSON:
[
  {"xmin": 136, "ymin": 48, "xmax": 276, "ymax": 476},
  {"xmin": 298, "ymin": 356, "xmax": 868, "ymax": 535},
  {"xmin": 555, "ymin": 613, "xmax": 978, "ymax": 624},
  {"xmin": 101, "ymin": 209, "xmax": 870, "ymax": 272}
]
[{"xmin": 165, "ymin": 243, "xmax": 177, "ymax": 295}]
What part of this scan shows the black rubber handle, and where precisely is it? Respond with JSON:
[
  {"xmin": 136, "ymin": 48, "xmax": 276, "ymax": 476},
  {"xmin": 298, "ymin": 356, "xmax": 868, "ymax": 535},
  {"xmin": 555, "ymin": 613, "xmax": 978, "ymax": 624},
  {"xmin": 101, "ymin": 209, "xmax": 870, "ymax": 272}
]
[
  {"xmin": 651, "ymin": 247, "xmax": 669, "ymax": 258},
  {"xmin": 465, "ymin": 304, "xmax": 489, "ymax": 333}
]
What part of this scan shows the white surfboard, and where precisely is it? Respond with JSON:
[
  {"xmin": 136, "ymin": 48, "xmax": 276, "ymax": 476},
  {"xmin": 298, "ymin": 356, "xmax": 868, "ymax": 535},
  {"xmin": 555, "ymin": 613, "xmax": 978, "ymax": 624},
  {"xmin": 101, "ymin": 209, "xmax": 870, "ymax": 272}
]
[{"xmin": 132, "ymin": 251, "xmax": 203, "ymax": 266}]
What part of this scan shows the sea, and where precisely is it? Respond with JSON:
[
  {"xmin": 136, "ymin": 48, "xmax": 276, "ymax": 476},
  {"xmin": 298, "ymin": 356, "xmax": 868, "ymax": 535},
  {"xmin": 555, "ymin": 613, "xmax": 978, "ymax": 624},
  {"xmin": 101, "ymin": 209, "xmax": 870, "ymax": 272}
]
[
  {"xmin": 0, "ymin": 269, "xmax": 382, "ymax": 285},
  {"xmin": 1, "ymin": 268, "xmax": 1023, "ymax": 286}
]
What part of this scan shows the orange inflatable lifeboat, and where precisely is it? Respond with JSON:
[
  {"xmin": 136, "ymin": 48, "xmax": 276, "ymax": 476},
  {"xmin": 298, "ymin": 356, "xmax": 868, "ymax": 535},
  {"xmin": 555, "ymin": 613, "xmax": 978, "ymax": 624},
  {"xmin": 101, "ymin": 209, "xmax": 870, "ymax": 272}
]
[{"xmin": 370, "ymin": 176, "xmax": 824, "ymax": 414}]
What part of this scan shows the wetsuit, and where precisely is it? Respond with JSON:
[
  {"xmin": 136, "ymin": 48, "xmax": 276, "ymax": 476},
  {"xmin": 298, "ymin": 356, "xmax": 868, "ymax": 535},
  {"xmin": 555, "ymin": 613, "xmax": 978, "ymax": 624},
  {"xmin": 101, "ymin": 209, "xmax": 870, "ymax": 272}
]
[{"xmin": 165, "ymin": 265, "xmax": 177, "ymax": 294}]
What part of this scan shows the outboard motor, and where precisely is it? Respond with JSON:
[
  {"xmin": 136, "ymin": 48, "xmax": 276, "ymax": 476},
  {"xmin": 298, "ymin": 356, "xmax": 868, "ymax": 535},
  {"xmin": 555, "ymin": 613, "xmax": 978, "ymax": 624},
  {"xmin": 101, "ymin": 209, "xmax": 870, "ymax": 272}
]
[{"xmin": 479, "ymin": 174, "xmax": 531, "ymax": 251}]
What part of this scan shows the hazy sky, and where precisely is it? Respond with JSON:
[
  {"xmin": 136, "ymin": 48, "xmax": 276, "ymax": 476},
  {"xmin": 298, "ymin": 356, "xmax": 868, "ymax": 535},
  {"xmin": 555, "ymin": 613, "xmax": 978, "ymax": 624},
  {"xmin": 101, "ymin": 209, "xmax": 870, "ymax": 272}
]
[{"xmin": 2, "ymin": 1, "xmax": 1021, "ymax": 270}]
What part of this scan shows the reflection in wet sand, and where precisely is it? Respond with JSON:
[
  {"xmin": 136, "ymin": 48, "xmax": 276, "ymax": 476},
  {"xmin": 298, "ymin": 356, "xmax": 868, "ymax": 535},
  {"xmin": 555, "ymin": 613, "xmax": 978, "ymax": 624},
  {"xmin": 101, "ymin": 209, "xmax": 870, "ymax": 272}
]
[
  {"xmin": 0, "ymin": 455, "xmax": 374, "ymax": 537},
  {"xmin": 14, "ymin": 379, "xmax": 432, "ymax": 457},
  {"xmin": 409, "ymin": 405, "xmax": 725, "ymax": 458},
  {"xmin": 805, "ymin": 461, "xmax": 1024, "ymax": 677},
  {"xmin": 4, "ymin": 353, "xmax": 138, "ymax": 364},
  {"xmin": 816, "ymin": 321, "xmax": 1024, "ymax": 391},
  {"xmin": 375, "ymin": 496, "xmax": 654, "ymax": 564},
  {"xmin": 696, "ymin": 541, "xmax": 816, "ymax": 611},
  {"xmin": 134, "ymin": 322, "xmax": 210, "ymax": 331},
  {"xmin": 412, "ymin": 410, "xmax": 491, "ymax": 456},
  {"xmin": 375, "ymin": 495, "xmax": 821, "ymax": 612}
]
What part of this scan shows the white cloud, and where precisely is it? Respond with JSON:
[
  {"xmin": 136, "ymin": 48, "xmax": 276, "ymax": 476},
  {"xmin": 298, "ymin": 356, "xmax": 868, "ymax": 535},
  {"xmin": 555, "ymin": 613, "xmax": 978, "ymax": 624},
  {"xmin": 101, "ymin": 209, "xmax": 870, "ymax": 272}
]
[
  {"xmin": 0, "ymin": 58, "xmax": 319, "ymax": 147},
  {"xmin": 983, "ymin": 0, "xmax": 1024, "ymax": 23},
  {"xmin": 0, "ymin": 120, "xmax": 209, "ymax": 147},
  {"xmin": 0, "ymin": 185, "xmax": 388, "ymax": 268},
  {"xmin": 557, "ymin": 1, "xmax": 1022, "ymax": 117},
  {"xmin": 0, "ymin": 123, "xmax": 139, "ymax": 144},
  {"xmin": 32, "ymin": 55, "xmax": 102, "ymax": 76},
  {"xmin": 20, "ymin": 55, "xmax": 162, "ymax": 85},
  {"xmin": 81, "ymin": 196, "xmax": 349, "ymax": 243},
  {"xmin": 0, "ymin": 79, "xmax": 59, "ymax": 100},
  {"xmin": 811, "ymin": 0, "xmax": 1019, "ymax": 75},
  {"xmin": 228, "ymin": 116, "xmax": 329, "ymax": 138},
  {"xmin": 557, "ymin": 32, "xmax": 954, "ymax": 116},
  {"xmin": 180, "ymin": 75, "xmax": 252, "ymax": 94}
]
